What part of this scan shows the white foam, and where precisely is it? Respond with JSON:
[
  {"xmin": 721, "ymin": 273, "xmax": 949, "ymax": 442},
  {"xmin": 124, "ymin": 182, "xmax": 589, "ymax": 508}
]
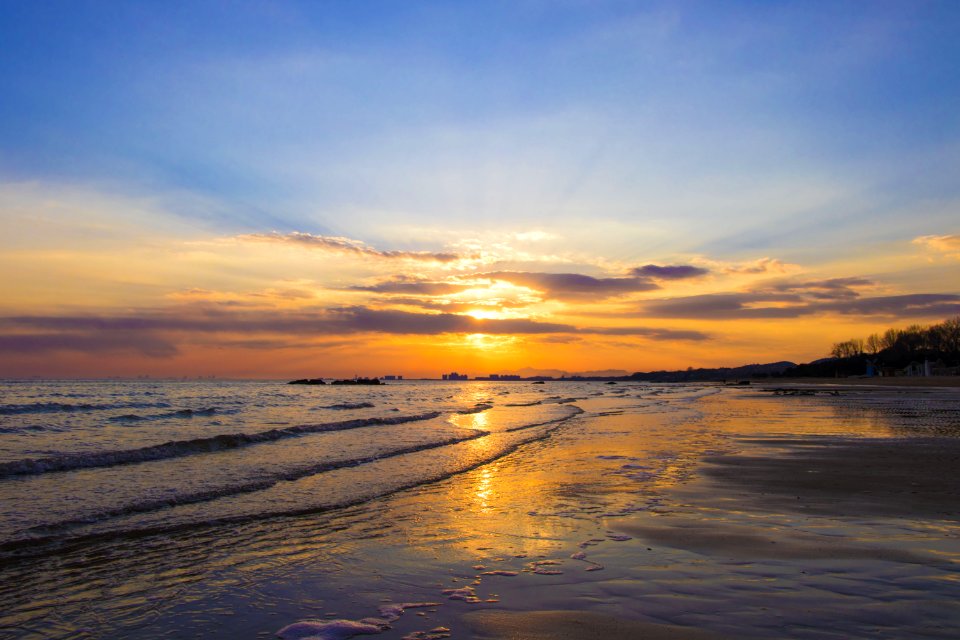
[
  {"xmin": 277, "ymin": 619, "xmax": 384, "ymax": 640},
  {"xmin": 442, "ymin": 586, "xmax": 480, "ymax": 602}
]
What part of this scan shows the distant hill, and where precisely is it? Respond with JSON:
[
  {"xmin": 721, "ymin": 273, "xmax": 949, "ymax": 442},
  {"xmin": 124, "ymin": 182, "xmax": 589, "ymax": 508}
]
[{"xmin": 629, "ymin": 361, "xmax": 796, "ymax": 382}]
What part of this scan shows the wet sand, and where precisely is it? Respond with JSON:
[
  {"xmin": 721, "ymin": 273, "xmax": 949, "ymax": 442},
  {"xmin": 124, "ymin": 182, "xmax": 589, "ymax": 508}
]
[
  {"xmin": 462, "ymin": 610, "xmax": 727, "ymax": 639},
  {"xmin": 452, "ymin": 388, "xmax": 960, "ymax": 639},
  {"xmin": 770, "ymin": 376, "xmax": 960, "ymax": 388},
  {"xmin": 692, "ymin": 436, "xmax": 960, "ymax": 520},
  {"xmin": 615, "ymin": 436, "xmax": 960, "ymax": 563}
]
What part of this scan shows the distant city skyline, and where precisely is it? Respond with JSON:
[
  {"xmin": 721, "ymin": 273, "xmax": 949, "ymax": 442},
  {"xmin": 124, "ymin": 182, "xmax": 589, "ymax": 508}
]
[{"xmin": 1, "ymin": 1, "xmax": 959, "ymax": 378}]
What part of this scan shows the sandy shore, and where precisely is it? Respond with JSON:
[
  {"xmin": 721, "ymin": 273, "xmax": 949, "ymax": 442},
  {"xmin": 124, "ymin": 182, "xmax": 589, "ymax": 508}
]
[
  {"xmin": 462, "ymin": 610, "xmax": 727, "ymax": 639},
  {"xmin": 418, "ymin": 388, "xmax": 960, "ymax": 639},
  {"xmin": 615, "ymin": 436, "xmax": 960, "ymax": 563},
  {"xmin": 767, "ymin": 376, "xmax": 960, "ymax": 388}
]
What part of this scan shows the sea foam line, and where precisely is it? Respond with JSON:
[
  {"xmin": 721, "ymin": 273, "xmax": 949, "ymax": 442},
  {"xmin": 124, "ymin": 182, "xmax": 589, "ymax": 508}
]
[{"xmin": 0, "ymin": 411, "xmax": 442, "ymax": 478}]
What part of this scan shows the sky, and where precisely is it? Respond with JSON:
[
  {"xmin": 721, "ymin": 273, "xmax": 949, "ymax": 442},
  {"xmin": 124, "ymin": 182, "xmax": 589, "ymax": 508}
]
[{"xmin": 1, "ymin": 0, "xmax": 959, "ymax": 378}]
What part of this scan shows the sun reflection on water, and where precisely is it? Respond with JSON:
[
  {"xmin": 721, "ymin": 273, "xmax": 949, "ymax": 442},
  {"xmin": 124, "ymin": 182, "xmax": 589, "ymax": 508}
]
[{"xmin": 474, "ymin": 467, "xmax": 494, "ymax": 511}]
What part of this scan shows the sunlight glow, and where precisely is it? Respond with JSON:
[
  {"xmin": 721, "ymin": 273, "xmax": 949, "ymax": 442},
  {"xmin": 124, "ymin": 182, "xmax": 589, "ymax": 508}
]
[
  {"xmin": 465, "ymin": 309, "xmax": 504, "ymax": 320},
  {"xmin": 465, "ymin": 333, "xmax": 517, "ymax": 351}
]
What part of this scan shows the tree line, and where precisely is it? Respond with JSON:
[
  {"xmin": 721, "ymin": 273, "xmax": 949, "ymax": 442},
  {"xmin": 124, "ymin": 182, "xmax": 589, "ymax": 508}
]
[{"xmin": 829, "ymin": 316, "xmax": 960, "ymax": 361}]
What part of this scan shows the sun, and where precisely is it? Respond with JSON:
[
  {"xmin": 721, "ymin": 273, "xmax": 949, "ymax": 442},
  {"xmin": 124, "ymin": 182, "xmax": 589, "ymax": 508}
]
[{"xmin": 465, "ymin": 308, "xmax": 502, "ymax": 320}]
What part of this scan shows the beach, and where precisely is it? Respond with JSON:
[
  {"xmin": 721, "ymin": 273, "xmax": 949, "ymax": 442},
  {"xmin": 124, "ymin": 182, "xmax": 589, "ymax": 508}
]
[{"xmin": 1, "ymin": 381, "xmax": 958, "ymax": 639}]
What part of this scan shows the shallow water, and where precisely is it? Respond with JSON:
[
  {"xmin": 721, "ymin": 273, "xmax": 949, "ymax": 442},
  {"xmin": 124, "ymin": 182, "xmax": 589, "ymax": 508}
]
[{"xmin": 1, "ymin": 381, "xmax": 958, "ymax": 639}]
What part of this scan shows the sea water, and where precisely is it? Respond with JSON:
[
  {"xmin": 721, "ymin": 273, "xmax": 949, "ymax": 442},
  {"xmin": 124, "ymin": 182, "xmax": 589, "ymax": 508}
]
[
  {"xmin": 0, "ymin": 379, "xmax": 724, "ymax": 636},
  {"xmin": 5, "ymin": 379, "xmax": 953, "ymax": 639}
]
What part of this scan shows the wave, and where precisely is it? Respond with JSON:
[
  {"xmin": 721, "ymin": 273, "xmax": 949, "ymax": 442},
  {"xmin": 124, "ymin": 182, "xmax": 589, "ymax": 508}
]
[
  {"xmin": 0, "ymin": 424, "xmax": 68, "ymax": 434},
  {"xmin": 505, "ymin": 405, "xmax": 583, "ymax": 431},
  {"xmin": 0, "ymin": 407, "xmax": 583, "ymax": 559},
  {"xmin": 0, "ymin": 401, "xmax": 171, "ymax": 416},
  {"xmin": 317, "ymin": 402, "xmax": 376, "ymax": 410},
  {"xmin": 505, "ymin": 400, "xmax": 542, "ymax": 407},
  {"xmin": 107, "ymin": 407, "xmax": 222, "ymax": 422},
  {"xmin": 456, "ymin": 403, "xmax": 494, "ymax": 415},
  {"xmin": 0, "ymin": 411, "xmax": 442, "ymax": 478},
  {"xmin": 23, "ymin": 430, "xmax": 485, "ymax": 539}
]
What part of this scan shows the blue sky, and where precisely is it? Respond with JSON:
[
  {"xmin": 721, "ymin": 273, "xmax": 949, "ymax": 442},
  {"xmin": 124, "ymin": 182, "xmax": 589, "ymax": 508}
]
[{"xmin": 3, "ymin": 1, "xmax": 958, "ymax": 248}]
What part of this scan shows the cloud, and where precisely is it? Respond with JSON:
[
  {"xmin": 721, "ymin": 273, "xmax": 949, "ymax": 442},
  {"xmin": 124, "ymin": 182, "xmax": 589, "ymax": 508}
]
[
  {"xmin": 0, "ymin": 303, "xmax": 709, "ymax": 358},
  {"xmin": 913, "ymin": 234, "xmax": 960, "ymax": 259},
  {"xmin": 631, "ymin": 264, "xmax": 709, "ymax": 279},
  {"xmin": 328, "ymin": 307, "xmax": 575, "ymax": 335},
  {"xmin": 720, "ymin": 257, "xmax": 794, "ymax": 274},
  {"xmin": 480, "ymin": 271, "xmax": 658, "ymax": 300},
  {"xmin": 588, "ymin": 326, "xmax": 710, "ymax": 340},
  {"xmin": 0, "ymin": 332, "xmax": 178, "ymax": 357},
  {"xmin": 763, "ymin": 277, "xmax": 874, "ymax": 301},
  {"xmin": 238, "ymin": 232, "xmax": 463, "ymax": 262},
  {"xmin": 641, "ymin": 293, "xmax": 810, "ymax": 319},
  {"xmin": 349, "ymin": 276, "xmax": 477, "ymax": 296},
  {"xmin": 384, "ymin": 297, "xmax": 530, "ymax": 313},
  {"xmin": 641, "ymin": 292, "xmax": 960, "ymax": 320}
]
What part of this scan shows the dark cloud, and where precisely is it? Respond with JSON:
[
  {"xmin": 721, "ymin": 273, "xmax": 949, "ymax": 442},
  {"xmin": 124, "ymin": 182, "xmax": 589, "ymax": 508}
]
[
  {"xmin": 764, "ymin": 277, "xmax": 874, "ymax": 301},
  {"xmin": 350, "ymin": 277, "xmax": 476, "ymax": 296},
  {"xmin": 589, "ymin": 327, "xmax": 710, "ymax": 340},
  {"xmin": 641, "ymin": 292, "xmax": 960, "ymax": 320},
  {"xmin": 481, "ymin": 271, "xmax": 658, "ymax": 300},
  {"xmin": 241, "ymin": 232, "xmax": 462, "ymax": 262},
  {"xmin": 631, "ymin": 264, "xmax": 709, "ymax": 280},
  {"xmin": 823, "ymin": 294, "xmax": 960, "ymax": 317},
  {"xmin": 0, "ymin": 303, "xmax": 709, "ymax": 358},
  {"xmin": 0, "ymin": 332, "xmax": 178, "ymax": 357},
  {"xmin": 329, "ymin": 307, "xmax": 575, "ymax": 335}
]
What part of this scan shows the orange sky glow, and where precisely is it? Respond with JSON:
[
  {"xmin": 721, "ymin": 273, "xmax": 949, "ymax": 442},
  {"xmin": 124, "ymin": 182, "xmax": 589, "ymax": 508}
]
[{"xmin": 2, "ymin": 4, "xmax": 959, "ymax": 378}]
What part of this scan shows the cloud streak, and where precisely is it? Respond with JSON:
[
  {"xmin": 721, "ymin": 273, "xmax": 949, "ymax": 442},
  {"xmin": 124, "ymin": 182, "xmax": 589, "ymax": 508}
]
[
  {"xmin": 480, "ymin": 271, "xmax": 659, "ymax": 300},
  {"xmin": 631, "ymin": 264, "xmax": 709, "ymax": 279},
  {"xmin": 239, "ymin": 232, "xmax": 463, "ymax": 262},
  {"xmin": 641, "ymin": 292, "xmax": 960, "ymax": 320},
  {"xmin": 349, "ymin": 277, "xmax": 476, "ymax": 296}
]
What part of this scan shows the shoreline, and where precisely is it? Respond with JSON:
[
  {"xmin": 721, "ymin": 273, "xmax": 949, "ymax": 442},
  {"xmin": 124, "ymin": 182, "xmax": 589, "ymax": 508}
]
[{"xmin": 758, "ymin": 375, "xmax": 960, "ymax": 388}]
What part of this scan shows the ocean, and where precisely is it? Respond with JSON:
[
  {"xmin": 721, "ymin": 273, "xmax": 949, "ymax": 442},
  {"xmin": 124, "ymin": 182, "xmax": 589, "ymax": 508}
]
[{"xmin": 1, "ymin": 380, "xmax": 958, "ymax": 639}]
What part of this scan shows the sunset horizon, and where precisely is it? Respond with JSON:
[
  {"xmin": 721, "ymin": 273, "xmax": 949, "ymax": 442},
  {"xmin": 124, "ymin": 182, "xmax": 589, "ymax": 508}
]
[{"xmin": 2, "ymin": 2, "xmax": 958, "ymax": 379}]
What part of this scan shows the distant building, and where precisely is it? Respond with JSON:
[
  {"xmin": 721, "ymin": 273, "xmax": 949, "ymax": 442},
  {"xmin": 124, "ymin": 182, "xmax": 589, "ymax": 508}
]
[
  {"xmin": 381, "ymin": 375, "xmax": 402, "ymax": 380},
  {"xmin": 476, "ymin": 374, "xmax": 521, "ymax": 381},
  {"xmin": 442, "ymin": 372, "xmax": 468, "ymax": 380}
]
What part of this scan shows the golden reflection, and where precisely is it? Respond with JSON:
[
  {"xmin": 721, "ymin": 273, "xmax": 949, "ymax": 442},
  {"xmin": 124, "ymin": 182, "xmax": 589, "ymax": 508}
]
[
  {"xmin": 450, "ymin": 410, "xmax": 490, "ymax": 433},
  {"xmin": 474, "ymin": 467, "xmax": 493, "ymax": 511}
]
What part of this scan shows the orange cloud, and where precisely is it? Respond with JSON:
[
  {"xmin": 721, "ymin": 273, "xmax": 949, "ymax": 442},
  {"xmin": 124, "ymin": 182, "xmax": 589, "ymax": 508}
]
[{"xmin": 913, "ymin": 234, "xmax": 960, "ymax": 259}]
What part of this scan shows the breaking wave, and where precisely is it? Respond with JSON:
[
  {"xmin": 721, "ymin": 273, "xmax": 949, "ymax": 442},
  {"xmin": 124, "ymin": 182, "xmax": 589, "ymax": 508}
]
[{"xmin": 0, "ymin": 411, "xmax": 442, "ymax": 478}]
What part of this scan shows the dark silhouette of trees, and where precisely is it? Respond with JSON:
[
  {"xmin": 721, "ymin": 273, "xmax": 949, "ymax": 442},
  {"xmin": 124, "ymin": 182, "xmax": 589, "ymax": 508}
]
[
  {"xmin": 787, "ymin": 316, "xmax": 960, "ymax": 378},
  {"xmin": 830, "ymin": 317, "xmax": 960, "ymax": 364}
]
